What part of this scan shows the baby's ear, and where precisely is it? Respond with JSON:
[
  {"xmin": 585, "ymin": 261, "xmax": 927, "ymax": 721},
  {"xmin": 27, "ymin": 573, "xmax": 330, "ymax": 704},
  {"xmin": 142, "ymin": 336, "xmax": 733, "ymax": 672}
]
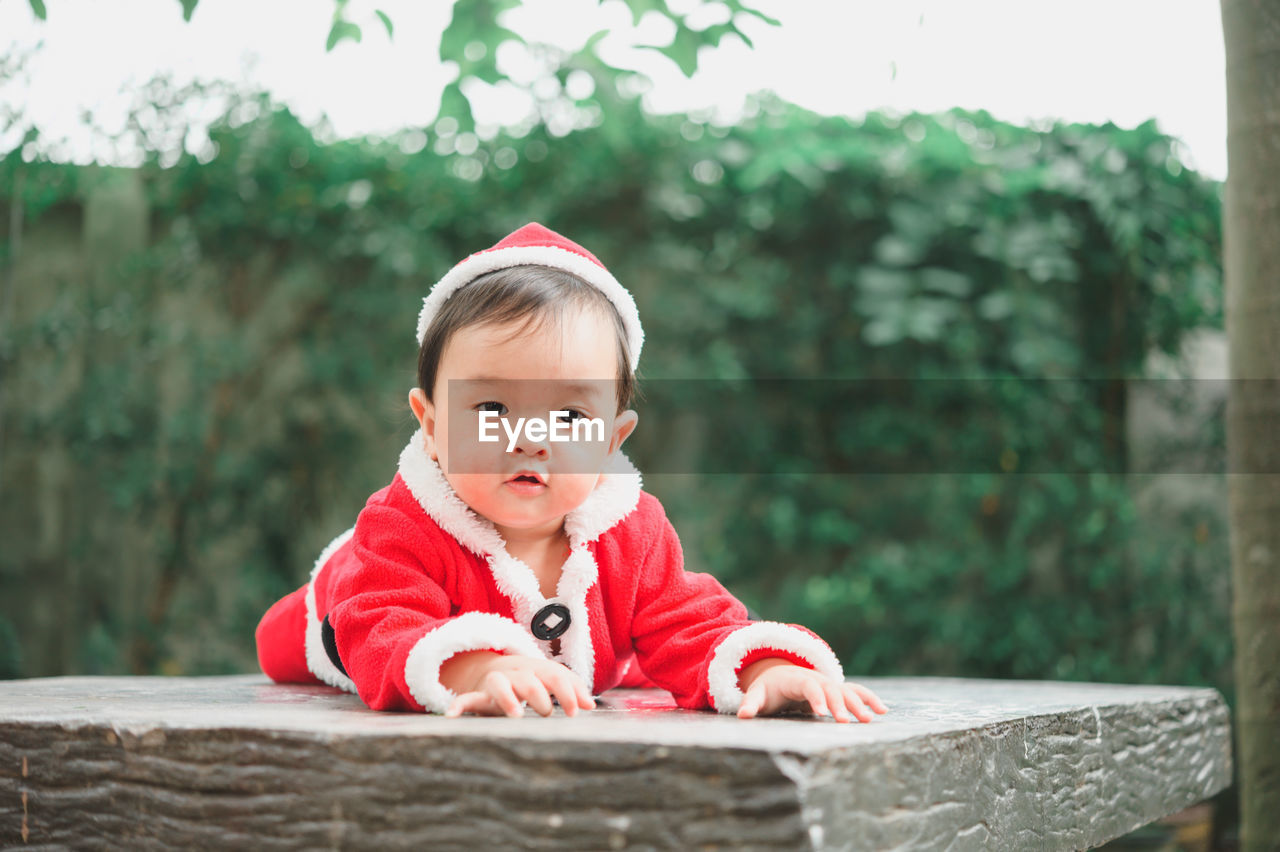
[
  {"xmin": 608, "ymin": 409, "xmax": 639, "ymax": 456},
  {"xmin": 408, "ymin": 389, "xmax": 439, "ymax": 460}
]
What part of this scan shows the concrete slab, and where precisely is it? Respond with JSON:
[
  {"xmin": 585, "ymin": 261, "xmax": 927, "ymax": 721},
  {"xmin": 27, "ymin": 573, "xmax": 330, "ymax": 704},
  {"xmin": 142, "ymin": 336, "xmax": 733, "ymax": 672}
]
[{"xmin": 0, "ymin": 674, "xmax": 1231, "ymax": 850}]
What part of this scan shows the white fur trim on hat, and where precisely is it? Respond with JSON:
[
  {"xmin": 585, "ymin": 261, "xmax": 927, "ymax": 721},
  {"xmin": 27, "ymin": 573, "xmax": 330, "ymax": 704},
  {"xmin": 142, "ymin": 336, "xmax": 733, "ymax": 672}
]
[
  {"xmin": 404, "ymin": 611, "xmax": 547, "ymax": 714},
  {"xmin": 304, "ymin": 527, "xmax": 358, "ymax": 694},
  {"xmin": 415, "ymin": 244, "xmax": 644, "ymax": 371},
  {"xmin": 705, "ymin": 621, "xmax": 845, "ymax": 714}
]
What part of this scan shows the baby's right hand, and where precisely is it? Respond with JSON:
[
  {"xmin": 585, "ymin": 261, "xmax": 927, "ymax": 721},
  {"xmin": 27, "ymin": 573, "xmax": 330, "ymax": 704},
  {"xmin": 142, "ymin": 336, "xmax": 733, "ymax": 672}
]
[{"xmin": 441, "ymin": 650, "xmax": 596, "ymax": 718}]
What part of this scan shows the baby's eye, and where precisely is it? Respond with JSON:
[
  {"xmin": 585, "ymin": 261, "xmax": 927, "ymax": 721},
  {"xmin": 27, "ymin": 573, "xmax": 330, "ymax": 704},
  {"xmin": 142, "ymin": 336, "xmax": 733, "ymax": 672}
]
[
  {"xmin": 556, "ymin": 409, "xmax": 586, "ymax": 423},
  {"xmin": 475, "ymin": 401, "xmax": 508, "ymax": 416}
]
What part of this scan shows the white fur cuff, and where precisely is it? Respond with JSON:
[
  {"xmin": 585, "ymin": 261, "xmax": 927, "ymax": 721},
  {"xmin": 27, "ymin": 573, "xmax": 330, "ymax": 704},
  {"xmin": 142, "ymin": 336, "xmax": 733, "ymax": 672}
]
[
  {"xmin": 706, "ymin": 621, "xmax": 845, "ymax": 714},
  {"xmin": 304, "ymin": 527, "xmax": 358, "ymax": 694},
  {"xmin": 404, "ymin": 612, "xmax": 545, "ymax": 714}
]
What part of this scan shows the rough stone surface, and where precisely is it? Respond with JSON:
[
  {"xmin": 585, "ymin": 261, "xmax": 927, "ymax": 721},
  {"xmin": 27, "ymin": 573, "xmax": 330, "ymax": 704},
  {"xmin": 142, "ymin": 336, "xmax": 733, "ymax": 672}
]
[{"xmin": 0, "ymin": 675, "xmax": 1230, "ymax": 850}]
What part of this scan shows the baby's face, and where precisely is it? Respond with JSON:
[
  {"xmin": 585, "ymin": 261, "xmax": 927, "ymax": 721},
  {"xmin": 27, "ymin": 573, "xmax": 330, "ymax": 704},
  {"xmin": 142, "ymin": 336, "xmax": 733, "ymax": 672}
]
[{"xmin": 410, "ymin": 305, "xmax": 637, "ymax": 541}]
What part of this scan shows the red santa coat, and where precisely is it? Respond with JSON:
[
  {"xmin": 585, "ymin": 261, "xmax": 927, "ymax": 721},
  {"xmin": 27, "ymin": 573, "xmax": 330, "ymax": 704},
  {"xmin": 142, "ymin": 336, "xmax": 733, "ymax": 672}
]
[{"xmin": 255, "ymin": 432, "xmax": 845, "ymax": 714}]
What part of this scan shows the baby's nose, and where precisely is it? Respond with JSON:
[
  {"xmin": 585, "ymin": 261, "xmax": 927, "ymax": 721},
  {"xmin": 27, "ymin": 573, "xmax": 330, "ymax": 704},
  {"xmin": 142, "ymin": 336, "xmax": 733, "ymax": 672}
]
[{"xmin": 511, "ymin": 436, "xmax": 550, "ymax": 458}]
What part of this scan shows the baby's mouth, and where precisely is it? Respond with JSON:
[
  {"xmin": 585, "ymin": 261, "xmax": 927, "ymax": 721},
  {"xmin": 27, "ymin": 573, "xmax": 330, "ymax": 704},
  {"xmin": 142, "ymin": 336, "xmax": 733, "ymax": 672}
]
[{"xmin": 505, "ymin": 471, "xmax": 547, "ymax": 489}]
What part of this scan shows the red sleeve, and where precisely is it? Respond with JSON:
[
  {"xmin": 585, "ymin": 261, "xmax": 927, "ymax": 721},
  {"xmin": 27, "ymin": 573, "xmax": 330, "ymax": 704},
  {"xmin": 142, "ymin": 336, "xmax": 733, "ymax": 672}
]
[
  {"xmin": 628, "ymin": 504, "xmax": 846, "ymax": 713},
  {"xmin": 327, "ymin": 502, "xmax": 543, "ymax": 713}
]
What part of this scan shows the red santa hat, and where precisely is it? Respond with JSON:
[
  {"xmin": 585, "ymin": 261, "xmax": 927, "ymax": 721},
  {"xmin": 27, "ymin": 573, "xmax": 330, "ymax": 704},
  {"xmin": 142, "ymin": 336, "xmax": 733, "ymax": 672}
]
[{"xmin": 415, "ymin": 223, "xmax": 644, "ymax": 370}]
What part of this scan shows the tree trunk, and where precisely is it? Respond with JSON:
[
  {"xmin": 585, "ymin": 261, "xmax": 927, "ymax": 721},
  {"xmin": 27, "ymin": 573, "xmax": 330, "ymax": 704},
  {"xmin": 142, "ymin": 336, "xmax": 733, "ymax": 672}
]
[{"xmin": 1221, "ymin": 1, "xmax": 1280, "ymax": 849}]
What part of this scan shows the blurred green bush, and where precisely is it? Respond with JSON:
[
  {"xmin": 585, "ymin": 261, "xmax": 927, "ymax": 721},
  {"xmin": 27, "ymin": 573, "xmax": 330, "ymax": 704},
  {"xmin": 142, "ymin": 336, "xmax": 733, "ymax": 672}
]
[{"xmin": 0, "ymin": 81, "xmax": 1226, "ymax": 705}]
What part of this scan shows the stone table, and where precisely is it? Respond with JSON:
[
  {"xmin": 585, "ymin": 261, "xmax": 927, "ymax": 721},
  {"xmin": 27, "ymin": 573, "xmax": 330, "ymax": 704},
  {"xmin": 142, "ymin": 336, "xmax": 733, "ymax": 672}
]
[{"xmin": 0, "ymin": 675, "xmax": 1230, "ymax": 850}]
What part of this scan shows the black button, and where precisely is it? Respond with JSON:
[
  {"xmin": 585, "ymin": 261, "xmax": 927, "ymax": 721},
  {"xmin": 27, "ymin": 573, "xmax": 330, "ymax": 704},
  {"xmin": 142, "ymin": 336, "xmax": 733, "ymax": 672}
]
[
  {"xmin": 530, "ymin": 603, "xmax": 571, "ymax": 640},
  {"xmin": 321, "ymin": 613, "xmax": 348, "ymax": 677}
]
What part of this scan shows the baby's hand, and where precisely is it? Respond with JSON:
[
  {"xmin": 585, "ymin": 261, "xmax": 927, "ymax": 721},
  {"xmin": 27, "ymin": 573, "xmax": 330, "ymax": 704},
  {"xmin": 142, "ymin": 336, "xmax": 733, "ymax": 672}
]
[
  {"xmin": 442, "ymin": 651, "xmax": 596, "ymax": 718},
  {"xmin": 736, "ymin": 659, "xmax": 889, "ymax": 723}
]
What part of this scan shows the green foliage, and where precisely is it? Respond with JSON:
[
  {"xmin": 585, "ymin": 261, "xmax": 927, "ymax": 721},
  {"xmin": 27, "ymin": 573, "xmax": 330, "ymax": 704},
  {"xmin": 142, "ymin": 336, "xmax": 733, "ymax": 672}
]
[
  {"xmin": 624, "ymin": 105, "xmax": 1224, "ymax": 692},
  {"xmin": 20, "ymin": 0, "xmax": 778, "ymax": 134},
  {"xmin": 633, "ymin": 0, "xmax": 773, "ymax": 75},
  {"xmin": 375, "ymin": 9, "xmax": 393, "ymax": 39},
  {"xmin": 326, "ymin": 20, "xmax": 363, "ymax": 53},
  {"xmin": 18, "ymin": 0, "xmax": 775, "ymax": 80},
  {"xmin": 440, "ymin": 0, "xmax": 523, "ymax": 83},
  {"xmin": 0, "ymin": 75, "xmax": 1226, "ymax": 706}
]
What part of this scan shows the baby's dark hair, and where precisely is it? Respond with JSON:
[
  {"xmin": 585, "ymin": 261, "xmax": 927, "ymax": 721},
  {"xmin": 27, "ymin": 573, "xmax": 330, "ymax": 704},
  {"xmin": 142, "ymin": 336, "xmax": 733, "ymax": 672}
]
[{"xmin": 416, "ymin": 265, "xmax": 637, "ymax": 413}]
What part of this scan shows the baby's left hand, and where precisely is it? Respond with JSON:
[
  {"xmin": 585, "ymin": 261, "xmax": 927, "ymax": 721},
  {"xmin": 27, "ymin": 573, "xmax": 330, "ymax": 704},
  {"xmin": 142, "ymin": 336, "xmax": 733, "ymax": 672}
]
[{"xmin": 737, "ymin": 659, "xmax": 889, "ymax": 723}]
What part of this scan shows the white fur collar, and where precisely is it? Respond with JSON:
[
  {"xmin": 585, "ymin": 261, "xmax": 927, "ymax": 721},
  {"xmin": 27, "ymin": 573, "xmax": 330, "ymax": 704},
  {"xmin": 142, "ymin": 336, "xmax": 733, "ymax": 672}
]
[
  {"xmin": 395, "ymin": 429, "xmax": 642, "ymax": 554},
  {"xmin": 394, "ymin": 430, "xmax": 642, "ymax": 689}
]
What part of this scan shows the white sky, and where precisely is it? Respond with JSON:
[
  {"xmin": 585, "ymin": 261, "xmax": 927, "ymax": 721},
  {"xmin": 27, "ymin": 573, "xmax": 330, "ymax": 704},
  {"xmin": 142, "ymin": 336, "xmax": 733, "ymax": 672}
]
[{"xmin": 0, "ymin": 0, "xmax": 1228, "ymax": 178}]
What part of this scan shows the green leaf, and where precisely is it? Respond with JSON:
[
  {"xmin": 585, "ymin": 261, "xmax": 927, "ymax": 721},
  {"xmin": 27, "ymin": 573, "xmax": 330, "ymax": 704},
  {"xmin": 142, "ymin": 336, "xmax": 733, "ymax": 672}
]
[
  {"xmin": 697, "ymin": 22, "xmax": 736, "ymax": 49},
  {"xmin": 375, "ymin": 9, "xmax": 393, "ymax": 38},
  {"xmin": 440, "ymin": 0, "xmax": 524, "ymax": 86},
  {"xmin": 724, "ymin": 0, "xmax": 781, "ymax": 27},
  {"xmin": 179, "ymin": 0, "xmax": 198, "ymax": 22},
  {"xmin": 28, "ymin": 0, "xmax": 47, "ymax": 20},
  {"xmin": 644, "ymin": 23, "xmax": 703, "ymax": 77},
  {"xmin": 620, "ymin": 0, "xmax": 673, "ymax": 28},
  {"xmin": 920, "ymin": 267, "xmax": 972, "ymax": 298},
  {"xmin": 437, "ymin": 80, "xmax": 475, "ymax": 133},
  {"xmin": 583, "ymin": 28, "xmax": 610, "ymax": 52},
  {"xmin": 325, "ymin": 20, "xmax": 363, "ymax": 52}
]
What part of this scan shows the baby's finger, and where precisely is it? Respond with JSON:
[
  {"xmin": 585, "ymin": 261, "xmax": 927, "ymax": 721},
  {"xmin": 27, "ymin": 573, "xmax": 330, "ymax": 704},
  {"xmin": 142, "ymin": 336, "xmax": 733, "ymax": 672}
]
[
  {"xmin": 819, "ymin": 680, "xmax": 850, "ymax": 723},
  {"xmin": 802, "ymin": 678, "xmax": 830, "ymax": 717},
  {"xmin": 562, "ymin": 670, "xmax": 594, "ymax": 712},
  {"xmin": 850, "ymin": 683, "xmax": 889, "ymax": 713},
  {"xmin": 513, "ymin": 672, "xmax": 554, "ymax": 717},
  {"xmin": 737, "ymin": 684, "xmax": 766, "ymax": 719},
  {"xmin": 543, "ymin": 670, "xmax": 581, "ymax": 717},
  {"xmin": 562, "ymin": 668, "xmax": 596, "ymax": 710},
  {"xmin": 483, "ymin": 670, "xmax": 523, "ymax": 717},
  {"xmin": 842, "ymin": 683, "xmax": 876, "ymax": 721},
  {"xmin": 446, "ymin": 691, "xmax": 493, "ymax": 718},
  {"xmin": 572, "ymin": 677, "xmax": 597, "ymax": 711}
]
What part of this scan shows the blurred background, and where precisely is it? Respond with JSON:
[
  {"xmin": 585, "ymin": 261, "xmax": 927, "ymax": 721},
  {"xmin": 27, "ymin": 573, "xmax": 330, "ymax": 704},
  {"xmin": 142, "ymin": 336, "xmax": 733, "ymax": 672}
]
[{"xmin": 0, "ymin": 1, "xmax": 1232, "ymax": 848}]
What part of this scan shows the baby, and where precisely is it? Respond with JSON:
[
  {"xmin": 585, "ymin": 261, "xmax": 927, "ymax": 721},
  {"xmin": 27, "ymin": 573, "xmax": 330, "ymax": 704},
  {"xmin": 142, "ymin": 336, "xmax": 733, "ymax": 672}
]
[{"xmin": 255, "ymin": 223, "xmax": 888, "ymax": 722}]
